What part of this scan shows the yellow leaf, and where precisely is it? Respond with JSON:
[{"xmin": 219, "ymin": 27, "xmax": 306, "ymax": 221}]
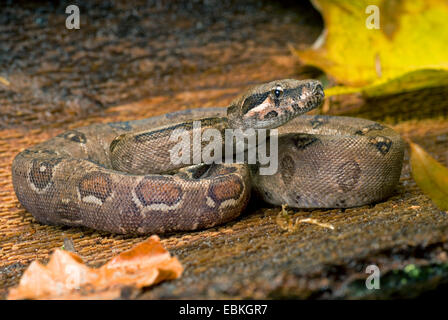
[
  {"xmin": 325, "ymin": 69, "xmax": 448, "ymax": 98},
  {"xmin": 409, "ymin": 141, "xmax": 448, "ymax": 211},
  {"xmin": 293, "ymin": 0, "xmax": 448, "ymax": 96}
]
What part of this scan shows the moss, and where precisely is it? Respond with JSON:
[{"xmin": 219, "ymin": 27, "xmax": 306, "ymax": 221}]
[{"xmin": 345, "ymin": 263, "xmax": 448, "ymax": 299}]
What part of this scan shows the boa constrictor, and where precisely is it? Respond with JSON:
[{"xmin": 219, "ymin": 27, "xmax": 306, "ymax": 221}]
[{"xmin": 12, "ymin": 79, "xmax": 404, "ymax": 234}]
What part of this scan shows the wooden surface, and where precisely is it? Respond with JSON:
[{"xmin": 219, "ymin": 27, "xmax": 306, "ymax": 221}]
[{"xmin": 1, "ymin": 0, "xmax": 447, "ymax": 299}]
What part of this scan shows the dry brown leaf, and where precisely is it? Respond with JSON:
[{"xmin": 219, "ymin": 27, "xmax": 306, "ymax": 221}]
[{"xmin": 8, "ymin": 235, "xmax": 183, "ymax": 300}]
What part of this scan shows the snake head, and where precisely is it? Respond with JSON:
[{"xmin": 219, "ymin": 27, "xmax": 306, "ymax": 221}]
[{"xmin": 227, "ymin": 79, "xmax": 324, "ymax": 130}]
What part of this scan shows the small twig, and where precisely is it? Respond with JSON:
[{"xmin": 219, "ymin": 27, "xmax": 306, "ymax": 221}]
[
  {"xmin": 297, "ymin": 218, "xmax": 335, "ymax": 230},
  {"xmin": 276, "ymin": 205, "xmax": 335, "ymax": 232}
]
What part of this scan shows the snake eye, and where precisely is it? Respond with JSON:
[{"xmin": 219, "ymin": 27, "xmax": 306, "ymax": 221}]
[{"xmin": 273, "ymin": 86, "xmax": 283, "ymax": 98}]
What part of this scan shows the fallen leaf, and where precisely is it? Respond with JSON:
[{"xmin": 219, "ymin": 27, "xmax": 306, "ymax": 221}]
[
  {"xmin": 7, "ymin": 235, "xmax": 183, "ymax": 300},
  {"xmin": 293, "ymin": 0, "xmax": 448, "ymax": 96},
  {"xmin": 409, "ymin": 141, "xmax": 448, "ymax": 211},
  {"xmin": 325, "ymin": 69, "xmax": 448, "ymax": 98}
]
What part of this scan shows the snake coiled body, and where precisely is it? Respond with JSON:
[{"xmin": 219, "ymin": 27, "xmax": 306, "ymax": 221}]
[{"xmin": 12, "ymin": 79, "xmax": 404, "ymax": 234}]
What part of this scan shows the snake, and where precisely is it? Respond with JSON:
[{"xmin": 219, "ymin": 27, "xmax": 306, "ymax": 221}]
[{"xmin": 12, "ymin": 79, "xmax": 404, "ymax": 234}]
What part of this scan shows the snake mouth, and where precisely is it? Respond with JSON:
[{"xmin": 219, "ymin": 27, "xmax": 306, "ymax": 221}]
[
  {"xmin": 296, "ymin": 81, "xmax": 325, "ymax": 114},
  {"xmin": 304, "ymin": 81, "xmax": 325, "ymax": 103},
  {"xmin": 303, "ymin": 89, "xmax": 324, "ymax": 111}
]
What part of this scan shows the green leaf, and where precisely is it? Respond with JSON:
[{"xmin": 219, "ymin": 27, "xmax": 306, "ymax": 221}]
[{"xmin": 409, "ymin": 141, "xmax": 448, "ymax": 211}]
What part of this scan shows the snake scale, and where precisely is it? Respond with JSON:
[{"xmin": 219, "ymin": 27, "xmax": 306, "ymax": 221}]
[{"xmin": 12, "ymin": 79, "xmax": 404, "ymax": 234}]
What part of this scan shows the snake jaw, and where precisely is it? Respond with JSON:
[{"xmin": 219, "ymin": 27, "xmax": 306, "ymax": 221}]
[
  {"xmin": 293, "ymin": 80, "xmax": 325, "ymax": 115},
  {"xmin": 227, "ymin": 79, "xmax": 324, "ymax": 130}
]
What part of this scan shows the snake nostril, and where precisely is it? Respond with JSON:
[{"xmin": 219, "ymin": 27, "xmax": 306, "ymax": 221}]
[{"xmin": 315, "ymin": 84, "xmax": 324, "ymax": 98}]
